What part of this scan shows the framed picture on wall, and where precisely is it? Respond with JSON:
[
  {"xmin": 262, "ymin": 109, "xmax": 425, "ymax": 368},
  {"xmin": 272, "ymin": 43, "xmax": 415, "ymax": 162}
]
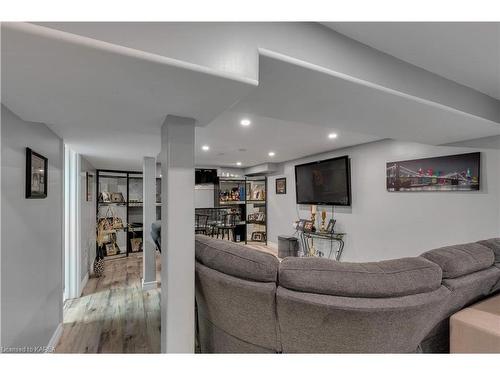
[
  {"xmin": 26, "ymin": 147, "xmax": 48, "ymax": 199},
  {"xmin": 386, "ymin": 152, "xmax": 480, "ymax": 192},
  {"xmin": 276, "ymin": 177, "xmax": 287, "ymax": 194},
  {"xmin": 86, "ymin": 172, "xmax": 94, "ymax": 201}
]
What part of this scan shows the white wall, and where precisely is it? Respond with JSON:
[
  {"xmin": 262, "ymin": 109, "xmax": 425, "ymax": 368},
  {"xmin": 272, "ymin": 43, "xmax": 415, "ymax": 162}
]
[
  {"xmin": 79, "ymin": 156, "xmax": 96, "ymax": 282},
  {"xmin": 195, "ymin": 184, "xmax": 214, "ymax": 208},
  {"xmin": 1, "ymin": 105, "xmax": 63, "ymax": 348},
  {"xmin": 267, "ymin": 139, "xmax": 500, "ymax": 262}
]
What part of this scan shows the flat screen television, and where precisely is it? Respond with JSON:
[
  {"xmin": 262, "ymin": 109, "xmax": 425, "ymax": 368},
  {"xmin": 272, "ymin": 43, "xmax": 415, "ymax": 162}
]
[
  {"xmin": 195, "ymin": 169, "xmax": 217, "ymax": 184},
  {"xmin": 295, "ymin": 155, "xmax": 351, "ymax": 206}
]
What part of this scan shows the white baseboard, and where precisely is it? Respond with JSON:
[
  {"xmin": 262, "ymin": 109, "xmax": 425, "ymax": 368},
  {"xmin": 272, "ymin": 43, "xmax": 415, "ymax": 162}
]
[
  {"xmin": 79, "ymin": 272, "xmax": 89, "ymax": 297},
  {"xmin": 46, "ymin": 323, "xmax": 63, "ymax": 353},
  {"xmin": 142, "ymin": 279, "xmax": 158, "ymax": 291}
]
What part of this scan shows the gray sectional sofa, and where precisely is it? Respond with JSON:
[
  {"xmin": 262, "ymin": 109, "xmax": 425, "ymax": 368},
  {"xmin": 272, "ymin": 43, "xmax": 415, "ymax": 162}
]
[{"xmin": 194, "ymin": 235, "xmax": 500, "ymax": 353}]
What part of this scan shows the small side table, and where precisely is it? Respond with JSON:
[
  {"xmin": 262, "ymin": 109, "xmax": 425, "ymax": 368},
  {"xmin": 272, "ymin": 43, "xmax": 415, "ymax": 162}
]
[
  {"xmin": 450, "ymin": 293, "xmax": 500, "ymax": 353},
  {"xmin": 300, "ymin": 231, "xmax": 346, "ymax": 261}
]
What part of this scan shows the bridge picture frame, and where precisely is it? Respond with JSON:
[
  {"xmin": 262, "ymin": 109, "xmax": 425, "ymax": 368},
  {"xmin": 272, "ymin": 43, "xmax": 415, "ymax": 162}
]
[{"xmin": 386, "ymin": 152, "xmax": 480, "ymax": 192}]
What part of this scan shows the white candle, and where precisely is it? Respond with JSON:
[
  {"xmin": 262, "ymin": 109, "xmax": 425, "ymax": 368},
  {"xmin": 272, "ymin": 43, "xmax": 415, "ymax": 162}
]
[{"xmin": 311, "ymin": 205, "xmax": 317, "ymax": 214}]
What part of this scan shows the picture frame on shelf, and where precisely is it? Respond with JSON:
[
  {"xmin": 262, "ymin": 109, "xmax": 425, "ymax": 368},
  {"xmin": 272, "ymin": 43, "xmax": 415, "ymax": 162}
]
[
  {"xmin": 326, "ymin": 219, "xmax": 336, "ymax": 234},
  {"xmin": 303, "ymin": 220, "xmax": 314, "ymax": 232},
  {"xmin": 295, "ymin": 219, "xmax": 306, "ymax": 231},
  {"xmin": 25, "ymin": 147, "xmax": 48, "ymax": 199},
  {"xmin": 105, "ymin": 242, "xmax": 120, "ymax": 256},
  {"xmin": 250, "ymin": 231, "xmax": 267, "ymax": 242},
  {"xmin": 275, "ymin": 177, "xmax": 286, "ymax": 195},
  {"xmin": 130, "ymin": 237, "xmax": 143, "ymax": 253}
]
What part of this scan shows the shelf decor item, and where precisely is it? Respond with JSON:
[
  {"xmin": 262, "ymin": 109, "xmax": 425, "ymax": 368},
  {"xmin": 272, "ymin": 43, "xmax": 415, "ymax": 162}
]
[
  {"xmin": 326, "ymin": 219, "xmax": 336, "ymax": 234},
  {"xmin": 250, "ymin": 231, "xmax": 267, "ymax": 242},
  {"xmin": 99, "ymin": 191, "xmax": 112, "ymax": 202},
  {"xmin": 303, "ymin": 220, "xmax": 314, "ymax": 233},
  {"xmin": 276, "ymin": 177, "xmax": 286, "ymax": 194},
  {"xmin": 93, "ymin": 246, "xmax": 105, "ymax": 277},
  {"xmin": 25, "ymin": 147, "xmax": 48, "ymax": 199},
  {"xmin": 111, "ymin": 192, "xmax": 125, "ymax": 203},
  {"xmin": 105, "ymin": 242, "xmax": 120, "ymax": 256},
  {"xmin": 130, "ymin": 237, "xmax": 143, "ymax": 253}
]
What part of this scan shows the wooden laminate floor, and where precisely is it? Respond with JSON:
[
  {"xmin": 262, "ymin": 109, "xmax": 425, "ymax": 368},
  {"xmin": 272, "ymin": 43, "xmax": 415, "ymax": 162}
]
[{"xmin": 56, "ymin": 253, "xmax": 161, "ymax": 353}]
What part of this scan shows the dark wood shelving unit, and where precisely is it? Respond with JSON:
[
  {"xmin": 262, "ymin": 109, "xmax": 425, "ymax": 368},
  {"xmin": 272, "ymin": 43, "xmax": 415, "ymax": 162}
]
[
  {"xmin": 245, "ymin": 177, "xmax": 267, "ymax": 245},
  {"xmin": 213, "ymin": 176, "xmax": 267, "ymax": 245}
]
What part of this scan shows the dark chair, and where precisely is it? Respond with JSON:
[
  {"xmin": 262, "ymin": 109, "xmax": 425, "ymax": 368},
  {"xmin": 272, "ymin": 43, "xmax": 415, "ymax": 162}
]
[
  {"xmin": 195, "ymin": 214, "xmax": 209, "ymax": 235},
  {"xmin": 216, "ymin": 213, "xmax": 239, "ymax": 241},
  {"xmin": 151, "ymin": 220, "xmax": 161, "ymax": 253}
]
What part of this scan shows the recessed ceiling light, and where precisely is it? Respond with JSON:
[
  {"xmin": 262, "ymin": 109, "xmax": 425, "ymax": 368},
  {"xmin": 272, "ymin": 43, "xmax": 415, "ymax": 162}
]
[
  {"xmin": 201, "ymin": 145, "xmax": 210, "ymax": 151},
  {"xmin": 236, "ymin": 162, "xmax": 242, "ymax": 166},
  {"xmin": 268, "ymin": 151, "xmax": 276, "ymax": 157},
  {"xmin": 240, "ymin": 119, "xmax": 251, "ymax": 127},
  {"xmin": 328, "ymin": 133, "xmax": 338, "ymax": 139}
]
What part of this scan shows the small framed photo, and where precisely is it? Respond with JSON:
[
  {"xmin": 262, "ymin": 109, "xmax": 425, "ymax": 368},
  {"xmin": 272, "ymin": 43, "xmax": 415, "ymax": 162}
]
[
  {"xmin": 130, "ymin": 237, "xmax": 143, "ymax": 253},
  {"xmin": 326, "ymin": 219, "xmax": 336, "ymax": 234},
  {"xmin": 276, "ymin": 177, "xmax": 287, "ymax": 195},
  {"xmin": 303, "ymin": 220, "xmax": 314, "ymax": 232},
  {"xmin": 26, "ymin": 147, "xmax": 48, "ymax": 199},
  {"xmin": 295, "ymin": 219, "xmax": 306, "ymax": 231},
  {"xmin": 86, "ymin": 172, "xmax": 94, "ymax": 201}
]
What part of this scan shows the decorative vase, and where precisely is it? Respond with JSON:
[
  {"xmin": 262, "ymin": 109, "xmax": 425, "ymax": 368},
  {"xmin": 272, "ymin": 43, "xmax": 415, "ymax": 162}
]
[
  {"xmin": 93, "ymin": 257, "xmax": 104, "ymax": 277},
  {"xmin": 93, "ymin": 246, "xmax": 105, "ymax": 277}
]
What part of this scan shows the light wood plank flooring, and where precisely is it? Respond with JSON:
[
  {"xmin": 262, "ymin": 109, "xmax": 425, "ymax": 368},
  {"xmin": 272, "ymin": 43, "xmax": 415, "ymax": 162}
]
[{"xmin": 56, "ymin": 253, "xmax": 161, "ymax": 353}]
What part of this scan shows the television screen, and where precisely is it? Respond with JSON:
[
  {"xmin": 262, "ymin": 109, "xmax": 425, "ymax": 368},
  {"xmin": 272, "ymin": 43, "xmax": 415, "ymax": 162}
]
[
  {"xmin": 295, "ymin": 156, "xmax": 351, "ymax": 206},
  {"xmin": 195, "ymin": 169, "xmax": 217, "ymax": 184}
]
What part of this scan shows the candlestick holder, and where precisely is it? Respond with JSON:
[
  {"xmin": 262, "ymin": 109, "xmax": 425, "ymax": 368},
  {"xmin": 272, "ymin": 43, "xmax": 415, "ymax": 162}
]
[{"xmin": 320, "ymin": 209, "xmax": 327, "ymax": 232}]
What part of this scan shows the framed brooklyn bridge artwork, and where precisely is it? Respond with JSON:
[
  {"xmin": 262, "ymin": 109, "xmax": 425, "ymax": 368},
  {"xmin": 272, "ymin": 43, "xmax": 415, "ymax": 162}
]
[{"xmin": 386, "ymin": 152, "xmax": 480, "ymax": 192}]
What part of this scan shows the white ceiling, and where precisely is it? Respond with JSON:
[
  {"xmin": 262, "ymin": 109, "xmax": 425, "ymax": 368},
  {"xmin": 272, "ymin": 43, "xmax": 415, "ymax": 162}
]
[
  {"xmin": 195, "ymin": 111, "xmax": 379, "ymax": 167},
  {"xmin": 3, "ymin": 23, "xmax": 500, "ymax": 170},
  {"xmin": 323, "ymin": 22, "xmax": 500, "ymax": 100},
  {"xmin": 1, "ymin": 23, "xmax": 255, "ymax": 170},
  {"xmin": 199, "ymin": 53, "xmax": 499, "ymax": 168}
]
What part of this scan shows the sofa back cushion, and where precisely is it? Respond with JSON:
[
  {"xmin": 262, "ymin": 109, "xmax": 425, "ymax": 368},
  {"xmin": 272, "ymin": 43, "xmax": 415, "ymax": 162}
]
[
  {"xmin": 195, "ymin": 235, "xmax": 279, "ymax": 282},
  {"xmin": 477, "ymin": 238, "xmax": 500, "ymax": 264},
  {"xmin": 279, "ymin": 256, "xmax": 442, "ymax": 298},
  {"xmin": 421, "ymin": 242, "xmax": 494, "ymax": 279},
  {"xmin": 196, "ymin": 262, "xmax": 280, "ymax": 353},
  {"xmin": 277, "ymin": 285, "xmax": 450, "ymax": 353}
]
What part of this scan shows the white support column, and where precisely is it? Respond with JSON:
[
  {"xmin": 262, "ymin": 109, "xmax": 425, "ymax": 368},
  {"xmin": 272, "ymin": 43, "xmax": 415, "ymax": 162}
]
[
  {"xmin": 142, "ymin": 156, "xmax": 157, "ymax": 290},
  {"xmin": 160, "ymin": 115, "xmax": 196, "ymax": 353}
]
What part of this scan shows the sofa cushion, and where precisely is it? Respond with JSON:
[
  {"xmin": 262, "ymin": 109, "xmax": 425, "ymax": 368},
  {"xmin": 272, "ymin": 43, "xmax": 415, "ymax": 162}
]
[
  {"xmin": 477, "ymin": 238, "xmax": 500, "ymax": 264},
  {"xmin": 195, "ymin": 235, "xmax": 279, "ymax": 282},
  {"xmin": 421, "ymin": 243, "xmax": 494, "ymax": 279},
  {"xmin": 278, "ymin": 256, "xmax": 442, "ymax": 298}
]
